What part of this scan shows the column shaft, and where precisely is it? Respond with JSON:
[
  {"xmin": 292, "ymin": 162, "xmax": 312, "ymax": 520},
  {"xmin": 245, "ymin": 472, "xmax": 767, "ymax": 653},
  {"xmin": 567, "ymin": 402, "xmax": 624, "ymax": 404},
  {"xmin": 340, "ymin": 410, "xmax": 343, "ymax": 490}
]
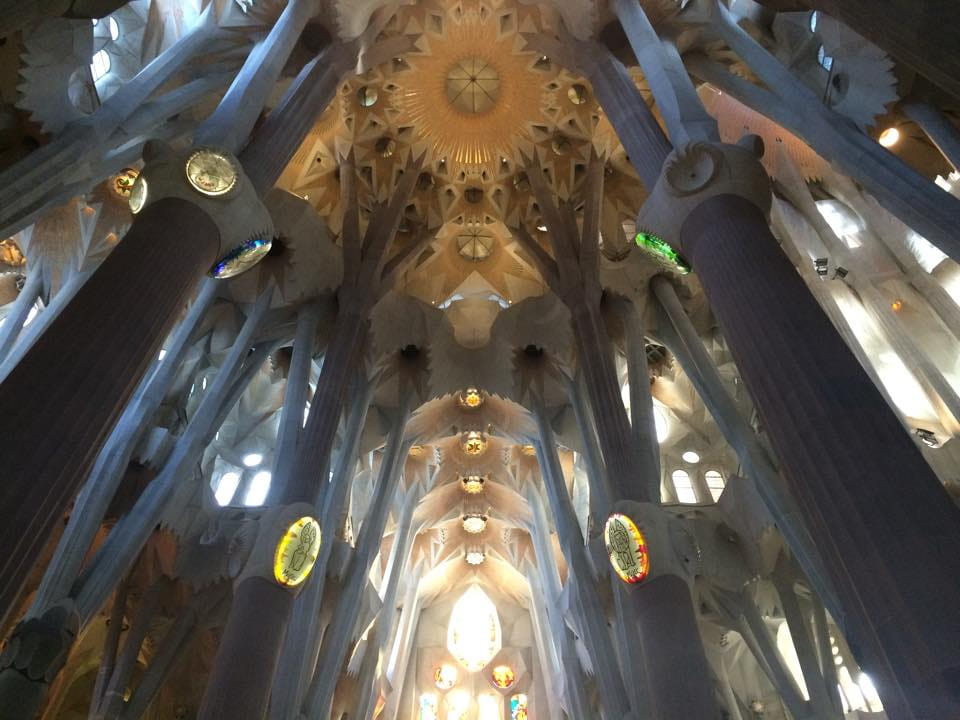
[
  {"xmin": 903, "ymin": 100, "xmax": 960, "ymax": 173},
  {"xmin": 269, "ymin": 367, "xmax": 377, "ymax": 720},
  {"xmin": 198, "ymin": 577, "xmax": 294, "ymax": 720},
  {"xmin": 680, "ymin": 193, "xmax": 960, "ymax": 719},
  {"xmin": 652, "ymin": 276, "xmax": 840, "ymax": 617},
  {"xmin": 0, "ymin": 198, "xmax": 218, "ymax": 632}
]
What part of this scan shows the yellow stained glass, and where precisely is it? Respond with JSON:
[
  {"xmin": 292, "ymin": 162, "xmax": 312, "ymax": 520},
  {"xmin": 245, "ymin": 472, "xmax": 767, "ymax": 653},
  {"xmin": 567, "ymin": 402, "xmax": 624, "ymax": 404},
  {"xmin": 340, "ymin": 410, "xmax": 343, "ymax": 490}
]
[{"xmin": 603, "ymin": 513, "xmax": 651, "ymax": 585}]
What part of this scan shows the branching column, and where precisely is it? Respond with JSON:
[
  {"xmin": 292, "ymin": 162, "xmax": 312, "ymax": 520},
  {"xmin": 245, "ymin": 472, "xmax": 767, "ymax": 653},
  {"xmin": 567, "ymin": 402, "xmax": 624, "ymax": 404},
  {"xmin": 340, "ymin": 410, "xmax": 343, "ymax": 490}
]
[
  {"xmin": 523, "ymin": 440, "xmax": 631, "ymax": 720},
  {"xmin": 197, "ymin": 154, "xmax": 421, "ymax": 720},
  {"xmin": 303, "ymin": 384, "xmax": 417, "ymax": 719}
]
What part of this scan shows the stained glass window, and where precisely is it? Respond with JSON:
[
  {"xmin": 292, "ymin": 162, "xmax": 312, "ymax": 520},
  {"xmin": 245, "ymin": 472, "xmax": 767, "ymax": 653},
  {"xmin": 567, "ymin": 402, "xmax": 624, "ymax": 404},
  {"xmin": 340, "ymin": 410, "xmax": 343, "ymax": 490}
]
[
  {"xmin": 478, "ymin": 694, "xmax": 502, "ymax": 720},
  {"xmin": 510, "ymin": 694, "xmax": 529, "ymax": 720},
  {"xmin": 420, "ymin": 693, "xmax": 439, "ymax": 720},
  {"xmin": 434, "ymin": 663, "xmax": 458, "ymax": 690},
  {"xmin": 491, "ymin": 664, "xmax": 516, "ymax": 689},
  {"xmin": 447, "ymin": 586, "xmax": 502, "ymax": 671},
  {"xmin": 446, "ymin": 689, "xmax": 471, "ymax": 720},
  {"xmin": 603, "ymin": 513, "xmax": 651, "ymax": 584}
]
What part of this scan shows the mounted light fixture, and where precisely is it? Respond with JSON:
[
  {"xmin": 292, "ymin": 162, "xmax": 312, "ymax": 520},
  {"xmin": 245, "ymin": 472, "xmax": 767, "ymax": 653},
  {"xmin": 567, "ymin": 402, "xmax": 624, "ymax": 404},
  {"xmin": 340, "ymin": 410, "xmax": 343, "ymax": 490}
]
[
  {"xmin": 878, "ymin": 127, "xmax": 901, "ymax": 148},
  {"xmin": 462, "ymin": 512, "xmax": 488, "ymax": 534},
  {"xmin": 461, "ymin": 430, "xmax": 488, "ymax": 456},
  {"xmin": 461, "ymin": 475, "xmax": 486, "ymax": 494},
  {"xmin": 459, "ymin": 387, "xmax": 483, "ymax": 409}
]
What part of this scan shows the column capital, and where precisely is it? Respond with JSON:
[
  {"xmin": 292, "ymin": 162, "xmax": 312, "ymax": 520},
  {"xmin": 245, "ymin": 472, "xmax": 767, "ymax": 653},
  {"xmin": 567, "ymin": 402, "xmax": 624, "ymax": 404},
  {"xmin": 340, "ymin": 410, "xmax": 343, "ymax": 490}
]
[
  {"xmin": 636, "ymin": 138, "xmax": 771, "ymax": 256},
  {"xmin": 134, "ymin": 140, "xmax": 275, "ymax": 279}
]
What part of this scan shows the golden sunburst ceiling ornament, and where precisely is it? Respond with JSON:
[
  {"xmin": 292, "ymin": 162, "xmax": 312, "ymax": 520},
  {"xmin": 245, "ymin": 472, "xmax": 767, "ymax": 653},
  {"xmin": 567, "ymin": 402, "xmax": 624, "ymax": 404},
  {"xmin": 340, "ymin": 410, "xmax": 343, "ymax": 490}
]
[{"xmin": 393, "ymin": 3, "xmax": 556, "ymax": 166}]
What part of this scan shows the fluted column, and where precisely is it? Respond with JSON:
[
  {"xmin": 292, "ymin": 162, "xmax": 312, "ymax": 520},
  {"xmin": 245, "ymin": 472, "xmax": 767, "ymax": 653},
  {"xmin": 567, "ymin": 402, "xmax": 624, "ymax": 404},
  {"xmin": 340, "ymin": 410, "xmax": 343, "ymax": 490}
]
[
  {"xmin": 0, "ymin": 198, "xmax": 218, "ymax": 634},
  {"xmin": 652, "ymin": 275, "xmax": 840, "ymax": 618},
  {"xmin": 679, "ymin": 193, "xmax": 960, "ymax": 719}
]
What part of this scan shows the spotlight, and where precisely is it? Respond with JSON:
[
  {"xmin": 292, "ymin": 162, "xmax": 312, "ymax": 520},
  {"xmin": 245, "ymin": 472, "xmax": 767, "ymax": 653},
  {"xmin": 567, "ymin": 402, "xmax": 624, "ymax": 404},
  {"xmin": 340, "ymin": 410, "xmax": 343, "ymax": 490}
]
[
  {"xmin": 916, "ymin": 428, "xmax": 940, "ymax": 448},
  {"xmin": 878, "ymin": 127, "xmax": 901, "ymax": 148},
  {"xmin": 814, "ymin": 258, "xmax": 829, "ymax": 277}
]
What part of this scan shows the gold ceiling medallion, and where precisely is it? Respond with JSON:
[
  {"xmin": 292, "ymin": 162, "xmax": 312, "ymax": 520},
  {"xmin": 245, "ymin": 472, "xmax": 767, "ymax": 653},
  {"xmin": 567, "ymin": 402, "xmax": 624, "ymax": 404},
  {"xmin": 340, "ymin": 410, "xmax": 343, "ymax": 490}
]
[
  {"xmin": 461, "ymin": 430, "xmax": 488, "ymax": 456},
  {"xmin": 459, "ymin": 387, "xmax": 484, "ymax": 408},
  {"xmin": 461, "ymin": 475, "xmax": 486, "ymax": 494},
  {"xmin": 462, "ymin": 511, "xmax": 488, "ymax": 534}
]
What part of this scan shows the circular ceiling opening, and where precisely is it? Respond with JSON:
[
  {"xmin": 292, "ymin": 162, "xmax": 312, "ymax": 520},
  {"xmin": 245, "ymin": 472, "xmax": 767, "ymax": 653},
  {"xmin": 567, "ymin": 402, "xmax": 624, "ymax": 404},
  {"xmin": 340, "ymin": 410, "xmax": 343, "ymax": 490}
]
[{"xmin": 445, "ymin": 58, "xmax": 500, "ymax": 115}]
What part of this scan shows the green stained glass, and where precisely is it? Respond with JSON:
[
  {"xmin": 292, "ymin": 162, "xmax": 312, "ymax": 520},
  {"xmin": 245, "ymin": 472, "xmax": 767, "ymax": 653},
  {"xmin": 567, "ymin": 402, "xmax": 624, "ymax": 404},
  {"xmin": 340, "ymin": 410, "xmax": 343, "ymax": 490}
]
[{"xmin": 635, "ymin": 232, "xmax": 691, "ymax": 274}]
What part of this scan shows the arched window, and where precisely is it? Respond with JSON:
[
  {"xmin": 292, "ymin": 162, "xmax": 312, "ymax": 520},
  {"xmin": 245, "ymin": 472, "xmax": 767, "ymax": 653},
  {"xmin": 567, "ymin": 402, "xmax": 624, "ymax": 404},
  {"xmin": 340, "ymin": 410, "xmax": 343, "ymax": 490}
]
[
  {"xmin": 809, "ymin": 10, "xmax": 819, "ymax": 33},
  {"xmin": 214, "ymin": 471, "xmax": 240, "ymax": 506},
  {"xmin": 244, "ymin": 470, "xmax": 271, "ymax": 506},
  {"xmin": 817, "ymin": 46, "xmax": 834, "ymax": 72},
  {"xmin": 705, "ymin": 470, "xmax": 725, "ymax": 502},
  {"xmin": 90, "ymin": 49, "xmax": 111, "ymax": 81},
  {"xmin": 108, "ymin": 17, "xmax": 120, "ymax": 41},
  {"xmin": 672, "ymin": 469, "xmax": 697, "ymax": 504}
]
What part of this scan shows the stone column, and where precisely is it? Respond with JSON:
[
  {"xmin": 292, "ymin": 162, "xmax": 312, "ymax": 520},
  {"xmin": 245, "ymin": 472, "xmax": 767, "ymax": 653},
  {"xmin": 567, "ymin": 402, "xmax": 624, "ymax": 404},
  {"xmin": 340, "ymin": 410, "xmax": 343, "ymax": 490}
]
[
  {"xmin": 269, "ymin": 365, "xmax": 379, "ymax": 720},
  {"xmin": 527, "ymin": 393, "xmax": 633, "ymax": 719},
  {"xmin": 610, "ymin": 296, "xmax": 662, "ymax": 501},
  {"xmin": 30, "ymin": 278, "xmax": 218, "ymax": 616},
  {"xmin": 516, "ymin": 154, "xmax": 655, "ymax": 504},
  {"xmin": 0, "ymin": 262, "xmax": 42, "ymax": 362},
  {"xmin": 686, "ymin": 12, "xmax": 960, "ymax": 264},
  {"xmin": 352, "ymin": 484, "xmax": 421, "ymax": 720},
  {"xmin": 302, "ymin": 384, "xmax": 417, "ymax": 720},
  {"xmin": 561, "ymin": 371, "xmax": 612, "ymax": 529},
  {"xmin": 198, "ymin": 153, "xmax": 421, "ymax": 718},
  {"xmin": 903, "ymin": 99, "xmax": 960, "ymax": 173},
  {"xmin": 73, "ymin": 294, "xmax": 275, "ymax": 625},
  {"xmin": 0, "ymin": 198, "xmax": 218, "ymax": 633},
  {"xmin": 268, "ymin": 302, "xmax": 320, "ymax": 503},
  {"xmin": 675, "ymin": 190, "xmax": 960, "ymax": 719},
  {"xmin": 193, "ymin": 0, "xmax": 319, "ymax": 154},
  {"xmin": 651, "ymin": 275, "xmax": 840, "ymax": 618},
  {"xmin": 198, "ymin": 576, "xmax": 295, "ymax": 720},
  {"xmin": 611, "ymin": 0, "xmax": 720, "ymax": 145}
]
